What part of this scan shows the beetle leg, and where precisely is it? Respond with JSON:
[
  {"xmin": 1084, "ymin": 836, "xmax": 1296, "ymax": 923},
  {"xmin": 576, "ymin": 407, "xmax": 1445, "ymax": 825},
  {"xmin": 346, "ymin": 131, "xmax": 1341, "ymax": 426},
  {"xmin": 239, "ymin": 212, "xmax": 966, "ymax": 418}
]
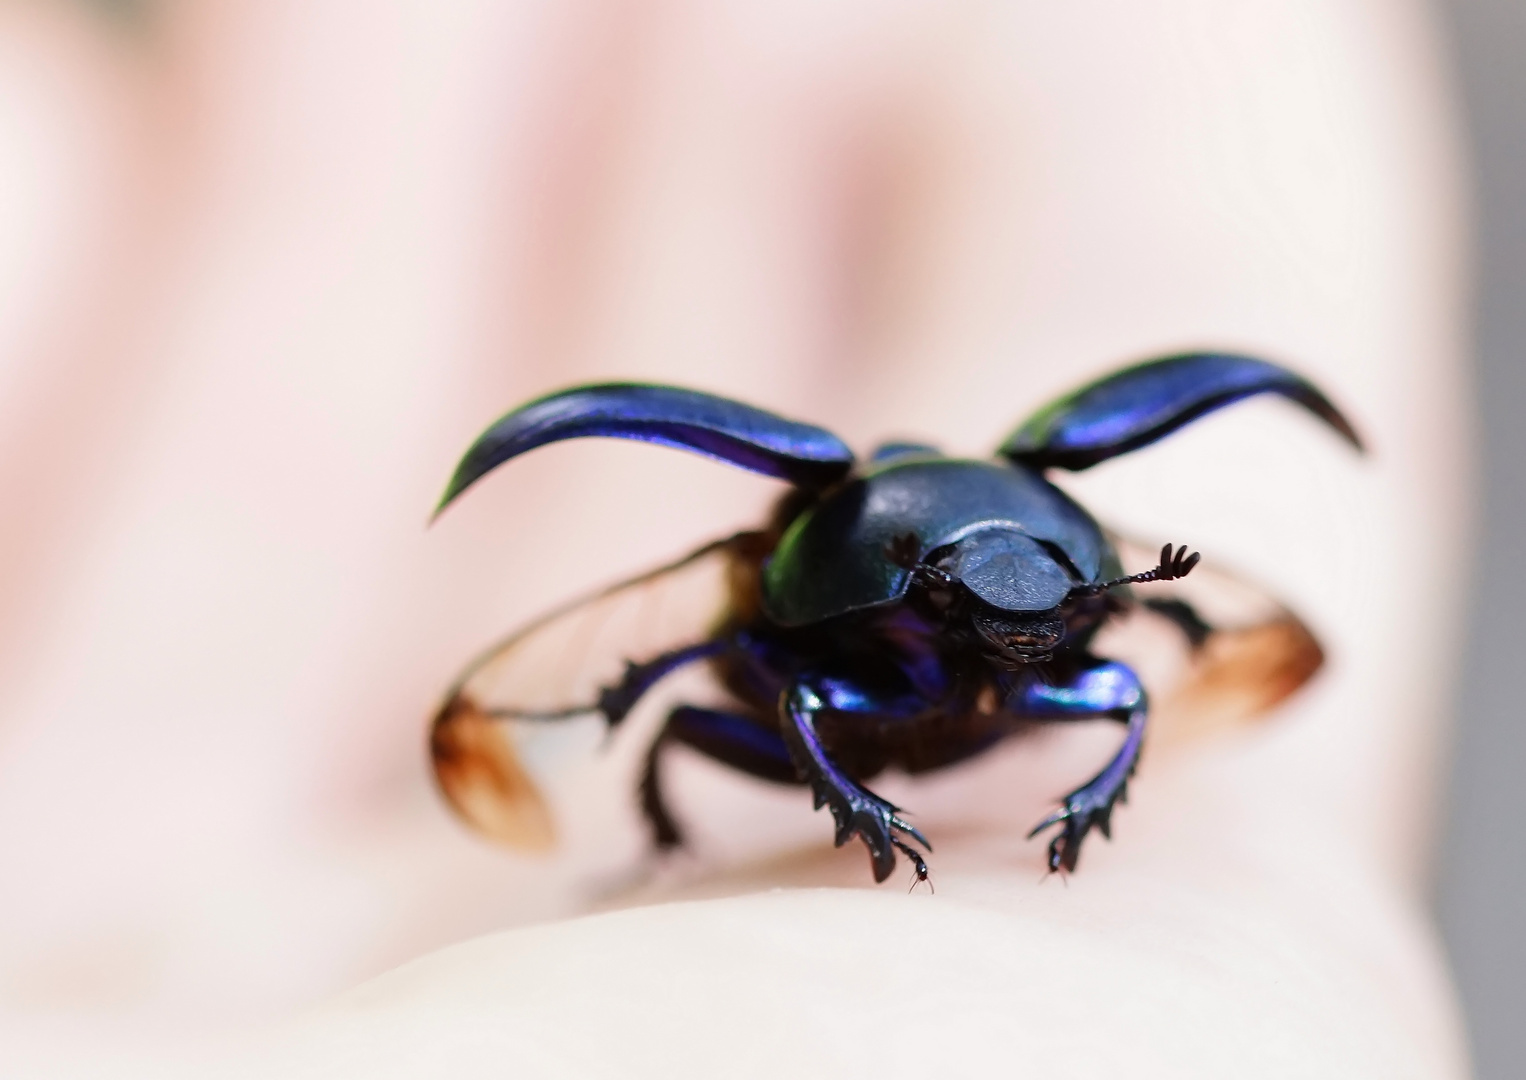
[
  {"xmin": 779, "ymin": 681, "xmax": 931, "ymax": 883},
  {"xmin": 596, "ymin": 640, "xmax": 730, "ymax": 726},
  {"xmin": 1008, "ymin": 658, "xmax": 1148, "ymax": 872},
  {"xmin": 1140, "ymin": 597, "xmax": 1214, "ymax": 649},
  {"xmin": 891, "ymin": 835, "xmax": 931, "ymax": 890},
  {"xmin": 639, "ymin": 705, "xmax": 800, "ymax": 850}
]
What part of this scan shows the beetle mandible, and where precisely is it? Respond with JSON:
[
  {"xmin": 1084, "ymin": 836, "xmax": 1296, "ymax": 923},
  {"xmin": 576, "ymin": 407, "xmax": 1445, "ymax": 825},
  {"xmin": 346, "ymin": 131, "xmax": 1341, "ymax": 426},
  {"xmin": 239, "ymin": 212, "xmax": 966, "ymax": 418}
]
[{"xmin": 429, "ymin": 353, "xmax": 1361, "ymax": 883}]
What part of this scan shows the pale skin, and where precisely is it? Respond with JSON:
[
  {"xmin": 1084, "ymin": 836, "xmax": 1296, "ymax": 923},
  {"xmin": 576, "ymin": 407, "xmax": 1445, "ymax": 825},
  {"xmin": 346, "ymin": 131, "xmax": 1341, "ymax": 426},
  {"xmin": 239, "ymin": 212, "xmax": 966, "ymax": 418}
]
[{"xmin": 0, "ymin": 1, "xmax": 1471, "ymax": 1077}]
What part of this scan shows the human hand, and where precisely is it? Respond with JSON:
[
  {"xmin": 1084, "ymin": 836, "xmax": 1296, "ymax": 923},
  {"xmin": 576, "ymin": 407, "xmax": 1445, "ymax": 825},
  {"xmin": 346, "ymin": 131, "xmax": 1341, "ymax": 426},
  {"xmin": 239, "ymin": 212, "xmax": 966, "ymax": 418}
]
[{"xmin": 0, "ymin": 2, "xmax": 1470, "ymax": 1076}]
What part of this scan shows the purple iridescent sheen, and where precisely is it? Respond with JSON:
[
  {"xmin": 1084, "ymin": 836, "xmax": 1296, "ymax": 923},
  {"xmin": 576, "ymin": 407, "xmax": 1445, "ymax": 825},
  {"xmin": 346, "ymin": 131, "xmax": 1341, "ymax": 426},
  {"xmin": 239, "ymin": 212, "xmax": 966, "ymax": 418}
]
[
  {"xmin": 436, "ymin": 351, "xmax": 1361, "ymax": 882},
  {"xmin": 1000, "ymin": 352, "xmax": 1363, "ymax": 471},
  {"xmin": 436, "ymin": 383, "xmax": 855, "ymax": 514}
]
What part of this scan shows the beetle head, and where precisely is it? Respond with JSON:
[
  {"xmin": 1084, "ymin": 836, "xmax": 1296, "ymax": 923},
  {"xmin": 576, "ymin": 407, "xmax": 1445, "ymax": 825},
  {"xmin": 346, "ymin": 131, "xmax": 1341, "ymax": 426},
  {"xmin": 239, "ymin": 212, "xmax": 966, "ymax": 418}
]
[{"xmin": 925, "ymin": 528, "xmax": 1078, "ymax": 666}]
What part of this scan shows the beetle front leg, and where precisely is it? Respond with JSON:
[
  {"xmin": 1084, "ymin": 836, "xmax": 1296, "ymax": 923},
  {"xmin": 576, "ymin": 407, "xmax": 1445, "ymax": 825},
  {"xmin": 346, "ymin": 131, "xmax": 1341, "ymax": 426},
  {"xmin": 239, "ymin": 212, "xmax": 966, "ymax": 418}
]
[
  {"xmin": 1011, "ymin": 658, "xmax": 1148, "ymax": 872},
  {"xmin": 779, "ymin": 681, "xmax": 931, "ymax": 883}
]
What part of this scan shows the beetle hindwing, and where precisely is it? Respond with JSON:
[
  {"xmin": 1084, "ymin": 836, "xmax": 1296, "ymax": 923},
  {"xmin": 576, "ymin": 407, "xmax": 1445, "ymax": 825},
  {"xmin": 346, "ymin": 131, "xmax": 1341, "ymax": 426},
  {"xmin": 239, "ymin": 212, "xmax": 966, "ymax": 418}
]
[{"xmin": 431, "ymin": 534, "xmax": 753, "ymax": 850}]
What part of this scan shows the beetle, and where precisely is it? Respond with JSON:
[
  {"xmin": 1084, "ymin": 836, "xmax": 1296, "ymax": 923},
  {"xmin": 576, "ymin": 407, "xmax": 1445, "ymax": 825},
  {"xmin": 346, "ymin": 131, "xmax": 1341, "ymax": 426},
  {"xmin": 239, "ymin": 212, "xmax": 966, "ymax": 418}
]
[{"xmin": 428, "ymin": 352, "xmax": 1361, "ymax": 883}]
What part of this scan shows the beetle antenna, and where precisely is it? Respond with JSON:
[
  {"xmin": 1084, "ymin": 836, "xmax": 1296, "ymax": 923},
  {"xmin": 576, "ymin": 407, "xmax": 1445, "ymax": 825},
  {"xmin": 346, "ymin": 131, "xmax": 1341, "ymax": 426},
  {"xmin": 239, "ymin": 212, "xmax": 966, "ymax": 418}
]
[{"xmin": 1078, "ymin": 543, "xmax": 1200, "ymax": 595}]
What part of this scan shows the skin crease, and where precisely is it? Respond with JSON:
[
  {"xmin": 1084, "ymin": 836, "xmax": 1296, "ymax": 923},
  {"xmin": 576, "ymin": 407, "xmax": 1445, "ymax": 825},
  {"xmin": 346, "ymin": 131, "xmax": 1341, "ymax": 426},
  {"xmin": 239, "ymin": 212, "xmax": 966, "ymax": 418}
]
[{"xmin": 0, "ymin": 1, "xmax": 1472, "ymax": 1077}]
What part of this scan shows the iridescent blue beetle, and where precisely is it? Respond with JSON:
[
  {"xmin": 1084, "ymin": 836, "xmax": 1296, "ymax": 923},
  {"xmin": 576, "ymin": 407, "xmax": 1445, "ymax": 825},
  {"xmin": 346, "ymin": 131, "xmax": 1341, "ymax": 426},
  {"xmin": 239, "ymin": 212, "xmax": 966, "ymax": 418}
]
[{"xmin": 430, "ymin": 354, "xmax": 1361, "ymax": 882}]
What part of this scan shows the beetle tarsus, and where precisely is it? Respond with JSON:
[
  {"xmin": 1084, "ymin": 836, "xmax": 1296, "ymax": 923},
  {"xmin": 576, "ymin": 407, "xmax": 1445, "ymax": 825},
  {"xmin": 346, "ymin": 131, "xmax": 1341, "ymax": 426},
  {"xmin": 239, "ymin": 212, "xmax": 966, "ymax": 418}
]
[
  {"xmin": 815, "ymin": 783, "xmax": 930, "ymax": 884},
  {"xmin": 1025, "ymin": 703, "xmax": 1148, "ymax": 872},
  {"xmin": 1029, "ymin": 791, "xmax": 1122, "ymax": 874},
  {"xmin": 894, "ymin": 836, "xmax": 933, "ymax": 892}
]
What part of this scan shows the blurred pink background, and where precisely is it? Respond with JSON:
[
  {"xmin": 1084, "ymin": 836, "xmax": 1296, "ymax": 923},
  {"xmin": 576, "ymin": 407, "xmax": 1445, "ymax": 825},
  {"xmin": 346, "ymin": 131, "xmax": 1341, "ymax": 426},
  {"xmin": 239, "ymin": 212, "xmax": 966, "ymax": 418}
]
[{"xmin": 0, "ymin": 1, "xmax": 1474, "ymax": 1074}]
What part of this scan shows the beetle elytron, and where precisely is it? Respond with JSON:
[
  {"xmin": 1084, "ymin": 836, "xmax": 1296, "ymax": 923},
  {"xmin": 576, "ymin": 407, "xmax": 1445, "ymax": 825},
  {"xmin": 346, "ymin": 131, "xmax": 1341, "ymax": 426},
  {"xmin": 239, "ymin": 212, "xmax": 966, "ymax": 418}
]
[{"xmin": 429, "ymin": 353, "xmax": 1360, "ymax": 882}]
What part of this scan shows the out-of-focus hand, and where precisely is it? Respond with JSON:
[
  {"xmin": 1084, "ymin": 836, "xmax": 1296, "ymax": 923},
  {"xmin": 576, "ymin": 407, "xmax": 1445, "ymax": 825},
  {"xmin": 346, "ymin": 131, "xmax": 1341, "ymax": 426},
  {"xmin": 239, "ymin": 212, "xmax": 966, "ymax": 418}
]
[{"xmin": 0, "ymin": 1, "xmax": 1470, "ymax": 1076}]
